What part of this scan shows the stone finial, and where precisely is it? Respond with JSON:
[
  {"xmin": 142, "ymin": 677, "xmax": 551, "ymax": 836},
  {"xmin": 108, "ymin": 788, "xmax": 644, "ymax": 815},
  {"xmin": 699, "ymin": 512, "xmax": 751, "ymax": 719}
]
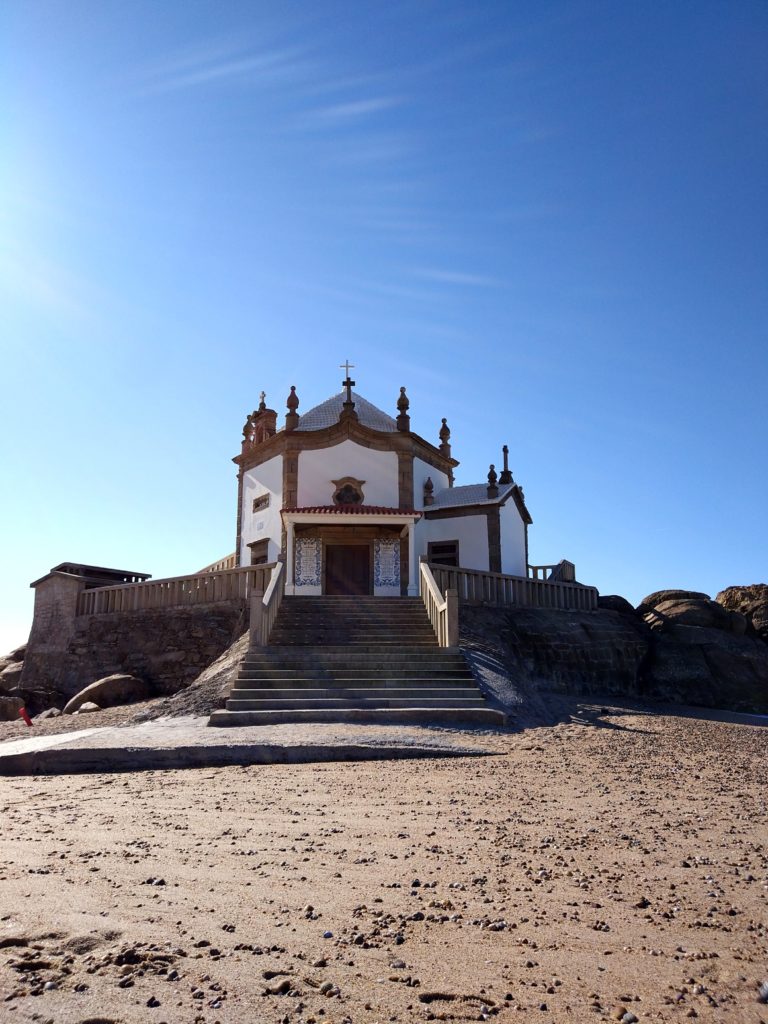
[
  {"xmin": 285, "ymin": 385, "xmax": 300, "ymax": 431},
  {"xmin": 396, "ymin": 386, "xmax": 410, "ymax": 432},
  {"xmin": 258, "ymin": 391, "xmax": 267, "ymax": 412},
  {"xmin": 487, "ymin": 464, "xmax": 499, "ymax": 499},
  {"xmin": 499, "ymin": 444, "xmax": 513, "ymax": 485},
  {"xmin": 423, "ymin": 476, "xmax": 434, "ymax": 506},
  {"xmin": 242, "ymin": 413, "xmax": 254, "ymax": 441},
  {"xmin": 439, "ymin": 418, "xmax": 451, "ymax": 458}
]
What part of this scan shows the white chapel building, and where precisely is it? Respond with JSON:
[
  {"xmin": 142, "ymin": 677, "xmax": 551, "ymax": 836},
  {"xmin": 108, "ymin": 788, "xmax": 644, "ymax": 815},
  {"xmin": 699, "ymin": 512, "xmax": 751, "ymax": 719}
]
[{"xmin": 235, "ymin": 370, "xmax": 532, "ymax": 597}]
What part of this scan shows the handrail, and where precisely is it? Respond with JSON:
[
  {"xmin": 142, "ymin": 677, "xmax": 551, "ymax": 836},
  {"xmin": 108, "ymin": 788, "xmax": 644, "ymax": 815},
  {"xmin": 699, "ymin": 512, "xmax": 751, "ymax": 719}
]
[
  {"xmin": 429, "ymin": 563, "xmax": 598, "ymax": 611},
  {"xmin": 76, "ymin": 564, "xmax": 276, "ymax": 616},
  {"xmin": 198, "ymin": 553, "xmax": 237, "ymax": 573},
  {"xmin": 419, "ymin": 558, "xmax": 459, "ymax": 648},
  {"xmin": 250, "ymin": 561, "xmax": 285, "ymax": 647}
]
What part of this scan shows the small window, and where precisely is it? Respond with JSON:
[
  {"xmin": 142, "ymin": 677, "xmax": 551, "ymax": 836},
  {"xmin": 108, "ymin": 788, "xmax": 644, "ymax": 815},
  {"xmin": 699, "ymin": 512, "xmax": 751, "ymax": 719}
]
[
  {"xmin": 252, "ymin": 493, "xmax": 270, "ymax": 514},
  {"xmin": 428, "ymin": 540, "xmax": 459, "ymax": 567},
  {"xmin": 248, "ymin": 539, "xmax": 270, "ymax": 565}
]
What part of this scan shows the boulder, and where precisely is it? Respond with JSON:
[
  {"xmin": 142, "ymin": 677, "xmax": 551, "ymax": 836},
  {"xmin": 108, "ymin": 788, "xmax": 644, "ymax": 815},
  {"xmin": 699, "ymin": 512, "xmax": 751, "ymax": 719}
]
[
  {"xmin": 716, "ymin": 584, "xmax": 768, "ymax": 642},
  {"xmin": 63, "ymin": 674, "xmax": 151, "ymax": 715},
  {"xmin": 76, "ymin": 702, "xmax": 101, "ymax": 714},
  {"xmin": 0, "ymin": 695, "xmax": 24, "ymax": 722},
  {"xmin": 638, "ymin": 589, "xmax": 745, "ymax": 634},
  {"xmin": 597, "ymin": 594, "xmax": 636, "ymax": 615},
  {"xmin": 0, "ymin": 662, "xmax": 24, "ymax": 693},
  {"xmin": 36, "ymin": 708, "xmax": 61, "ymax": 720}
]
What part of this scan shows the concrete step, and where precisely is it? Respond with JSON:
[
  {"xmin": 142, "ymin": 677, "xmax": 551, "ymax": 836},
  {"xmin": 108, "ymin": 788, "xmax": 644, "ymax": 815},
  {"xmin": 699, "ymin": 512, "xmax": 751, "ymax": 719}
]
[
  {"xmin": 234, "ymin": 678, "xmax": 475, "ymax": 689},
  {"xmin": 209, "ymin": 707, "xmax": 507, "ymax": 727},
  {"xmin": 230, "ymin": 687, "xmax": 482, "ymax": 700},
  {"xmin": 226, "ymin": 696, "xmax": 488, "ymax": 710}
]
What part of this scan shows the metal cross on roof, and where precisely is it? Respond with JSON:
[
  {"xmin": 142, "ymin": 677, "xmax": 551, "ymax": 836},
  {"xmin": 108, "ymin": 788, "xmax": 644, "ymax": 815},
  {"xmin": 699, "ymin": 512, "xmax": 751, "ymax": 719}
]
[{"xmin": 340, "ymin": 360, "xmax": 356, "ymax": 404}]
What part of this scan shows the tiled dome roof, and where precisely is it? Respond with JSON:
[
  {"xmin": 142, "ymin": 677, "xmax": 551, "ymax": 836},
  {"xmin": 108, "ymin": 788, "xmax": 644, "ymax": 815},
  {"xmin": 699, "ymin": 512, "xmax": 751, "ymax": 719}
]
[{"xmin": 298, "ymin": 391, "xmax": 397, "ymax": 432}]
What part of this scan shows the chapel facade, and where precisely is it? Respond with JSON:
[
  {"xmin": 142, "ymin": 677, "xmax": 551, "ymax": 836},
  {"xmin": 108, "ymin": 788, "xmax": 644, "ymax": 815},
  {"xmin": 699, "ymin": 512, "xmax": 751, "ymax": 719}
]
[{"xmin": 234, "ymin": 370, "xmax": 532, "ymax": 597}]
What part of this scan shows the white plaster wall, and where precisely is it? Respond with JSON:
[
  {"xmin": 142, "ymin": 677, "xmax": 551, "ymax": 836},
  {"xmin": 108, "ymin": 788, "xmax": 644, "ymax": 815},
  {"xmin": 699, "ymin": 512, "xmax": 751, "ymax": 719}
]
[
  {"xmin": 500, "ymin": 502, "xmax": 527, "ymax": 576},
  {"xmin": 412, "ymin": 458, "xmax": 449, "ymax": 510},
  {"xmin": 416, "ymin": 516, "xmax": 489, "ymax": 572},
  {"xmin": 297, "ymin": 441, "xmax": 399, "ymax": 507},
  {"xmin": 241, "ymin": 455, "xmax": 283, "ymax": 564}
]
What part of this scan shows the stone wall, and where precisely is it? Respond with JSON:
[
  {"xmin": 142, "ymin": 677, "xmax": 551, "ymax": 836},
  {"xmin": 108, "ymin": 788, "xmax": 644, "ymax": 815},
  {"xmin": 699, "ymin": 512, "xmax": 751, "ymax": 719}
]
[{"xmin": 23, "ymin": 603, "xmax": 247, "ymax": 711}]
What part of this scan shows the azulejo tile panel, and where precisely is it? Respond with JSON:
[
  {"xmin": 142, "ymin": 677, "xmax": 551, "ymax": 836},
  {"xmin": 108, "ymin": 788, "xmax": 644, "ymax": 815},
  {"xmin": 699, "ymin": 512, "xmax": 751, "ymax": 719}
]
[
  {"xmin": 295, "ymin": 537, "xmax": 321, "ymax": 587},
  {"xmin": 374, "ymin": 538, "xmax": 400, "ymax": 588}
]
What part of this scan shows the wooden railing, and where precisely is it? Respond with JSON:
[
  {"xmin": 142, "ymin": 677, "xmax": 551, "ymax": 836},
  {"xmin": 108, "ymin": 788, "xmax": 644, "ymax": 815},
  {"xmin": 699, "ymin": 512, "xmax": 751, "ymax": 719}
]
[
  {"xmin": 429, "ymin": 564, "xmax": 598, "ymax": 612},
  {"xmin": 198, "ymin": 553, "xmax": 237, "ymax": 573},
  {"xmin": 249, "ymin": 561, "xmax": 285, "ymax": 647},
  {"xmin": 76, "ymin": 564, "xmax": 276, "ymax": 616},
  {"xmin": 528, "ymin": 559, "xmax": 576, "ymax": 582},
  {"xmin": 419, "ymin": 559, "xmax": 459, "ymax": 648}
]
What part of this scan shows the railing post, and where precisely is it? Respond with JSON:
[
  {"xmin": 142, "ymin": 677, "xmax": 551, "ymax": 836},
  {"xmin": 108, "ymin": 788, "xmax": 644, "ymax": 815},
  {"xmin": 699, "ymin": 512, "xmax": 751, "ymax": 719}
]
[
  {"xmin": 446, "ymin": 588, "xmax": 459, "ymax": 648},
  {"xmin": 249, "ymin": 588, "xmax": 264, "ymax": 649}
]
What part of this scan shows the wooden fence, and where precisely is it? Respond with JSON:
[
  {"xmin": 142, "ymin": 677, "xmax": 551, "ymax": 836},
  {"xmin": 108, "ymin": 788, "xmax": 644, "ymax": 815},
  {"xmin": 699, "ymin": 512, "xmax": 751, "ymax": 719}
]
[
  {"xmin": 76, "ymin": 564, "xmax": 275, "ymax": 616},
  {"xmin": 429, "ymin": 564, "xmax": 598, "ymax": 612}
]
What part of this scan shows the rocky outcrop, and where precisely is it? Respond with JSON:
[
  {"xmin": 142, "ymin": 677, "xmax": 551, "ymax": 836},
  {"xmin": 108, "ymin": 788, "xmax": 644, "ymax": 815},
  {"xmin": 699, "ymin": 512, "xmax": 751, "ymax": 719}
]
[
  {"xmin": 63, "ymin": 674, "xmax": 152, "ymax": 715},
  {"xmin": 459, "ymin": 586, "xmax": 768, "ymax": 716},
  {"xmin": 636, "ymin": 588, "xmax": 767, "ymax": 713},
  {"xmin": 716, "ymin": 584, "xmax": 768, "ymax": 641}
]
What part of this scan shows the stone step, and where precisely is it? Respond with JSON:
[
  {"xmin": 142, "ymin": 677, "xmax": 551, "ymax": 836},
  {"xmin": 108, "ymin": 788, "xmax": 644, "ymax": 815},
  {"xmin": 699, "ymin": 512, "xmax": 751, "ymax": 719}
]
[
  {"xmin": 228, "ymin": 689, "xmax": 484, "ymax": 702},
  {"xmin": 209, "ymin": 707, "xmax": 507, "ymax": 727},
  {"xmin": 230, "ymin": 686, "xmax": 480, "ymax": 699},
  {"xmin": 225, "ymin": 697, "xmax": 488, "ymax": 710},
  {"xmin": 244, "ymin": 649, "xmax": 464, "ymax": 661},
  {"xmin": 234, "ymin": 674, "xmax": 474, "ymax": 686}
]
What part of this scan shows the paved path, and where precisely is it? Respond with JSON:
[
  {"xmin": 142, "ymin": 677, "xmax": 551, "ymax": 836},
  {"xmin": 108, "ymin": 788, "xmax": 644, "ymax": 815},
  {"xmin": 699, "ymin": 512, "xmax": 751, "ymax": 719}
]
[{"xmin": 0, "ymin": 716, "xmax": 505, "ymax": 775}]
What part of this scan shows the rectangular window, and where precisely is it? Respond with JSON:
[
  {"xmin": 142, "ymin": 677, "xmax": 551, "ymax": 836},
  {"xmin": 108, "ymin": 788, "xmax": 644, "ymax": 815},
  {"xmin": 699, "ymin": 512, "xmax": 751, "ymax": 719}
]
[
  {"xmin": 248, "ymin": 539, "xmax": 270, "ymax": 565},
  {"xmin": 252, "ymin": 493, "xmax": 270, "ymax": 513},
  {"xmin": 428, "ymin": 540, "xmax": 460, "ymax": 567}
]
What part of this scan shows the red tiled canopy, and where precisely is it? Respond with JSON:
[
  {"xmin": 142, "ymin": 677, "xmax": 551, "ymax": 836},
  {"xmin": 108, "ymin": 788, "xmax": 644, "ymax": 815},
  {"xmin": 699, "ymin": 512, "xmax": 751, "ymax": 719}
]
[{"xmin": 282, "ymin": 505, "xmax": 421, "ymax": 516}]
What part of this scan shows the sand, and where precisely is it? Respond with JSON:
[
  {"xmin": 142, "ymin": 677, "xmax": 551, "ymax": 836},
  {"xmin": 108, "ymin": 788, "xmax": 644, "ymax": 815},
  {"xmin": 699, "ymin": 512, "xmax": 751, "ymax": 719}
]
[{"xmin": 1, "ymin": 704, "xmax": 766, "ymax": 1023}]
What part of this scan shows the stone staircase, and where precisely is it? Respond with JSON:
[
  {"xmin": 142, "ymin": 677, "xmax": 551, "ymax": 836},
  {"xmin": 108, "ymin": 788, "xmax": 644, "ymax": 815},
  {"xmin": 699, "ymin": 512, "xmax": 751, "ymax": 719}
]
[{"xmin": 209, "ymin": 596, "xmax": 506, "ymax": 727}]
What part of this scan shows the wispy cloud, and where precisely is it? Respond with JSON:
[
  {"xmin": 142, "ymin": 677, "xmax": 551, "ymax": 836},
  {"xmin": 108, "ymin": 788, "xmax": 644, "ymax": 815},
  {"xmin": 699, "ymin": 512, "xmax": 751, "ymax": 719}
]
[
  {"xmin": 136, "ymin": 41, "xmax": 310, "ymax": 94},
  {"xmin": 412, "ymin": 268, "xmax": 501, "ymax": 287},
  {"xmin": 309, "ymin": 96, "xmax": 403, "ymax": 122}
]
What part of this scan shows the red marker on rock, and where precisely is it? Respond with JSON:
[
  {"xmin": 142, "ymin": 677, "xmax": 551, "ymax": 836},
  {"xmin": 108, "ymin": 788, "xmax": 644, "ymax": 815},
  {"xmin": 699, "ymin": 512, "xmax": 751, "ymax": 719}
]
[{"xmin": 19, "ymin": 707, "xmax": 33, "ymax": 727}]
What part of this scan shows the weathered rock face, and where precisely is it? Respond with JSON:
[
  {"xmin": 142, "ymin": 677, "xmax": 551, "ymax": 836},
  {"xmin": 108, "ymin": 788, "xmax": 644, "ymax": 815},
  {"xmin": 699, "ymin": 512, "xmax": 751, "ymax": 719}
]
[
  {"xmin": 63, "ymin": 674, "xmax": 152, "ymax": 715},
  {"xmin": 716, "ymin": 584, "xmax": 768, "ymax": 642},
  {"xmin": 645, "ymin": 624, "xmax": 768, "ymax": 712},
  {"xmin": 20, "ymin": 604, "xmax": 247, "ymax": 712},
  {"xmin": 460, "ymin": 606, "xmax": 651, "ymax": 698}
]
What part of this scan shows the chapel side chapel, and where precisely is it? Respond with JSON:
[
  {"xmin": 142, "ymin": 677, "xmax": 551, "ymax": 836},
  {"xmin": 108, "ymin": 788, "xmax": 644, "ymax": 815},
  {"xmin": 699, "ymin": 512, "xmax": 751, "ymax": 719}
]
[{"xmin": 235, "ymin": 370, "xmax": 533, "ymax": 598}]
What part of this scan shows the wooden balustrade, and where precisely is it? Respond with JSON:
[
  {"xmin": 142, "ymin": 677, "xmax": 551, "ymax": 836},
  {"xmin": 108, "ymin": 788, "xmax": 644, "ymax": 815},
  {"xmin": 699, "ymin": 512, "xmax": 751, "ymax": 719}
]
[
  {"xmin": 429, "ymin": 564, "xmax": 598, "ymax": 612},
  {"xmin": 419, "ymin": 559, "xmax": 459, "ymax": 648},
  {"xmin": 198, "ymin": 553, "xmax": 237, "ymax": 573},
  {"xmin": 527, "ymin": 559, "xmax": 576, "ymax": 582},
  {"xmin": 249, "ymin": 561, "xmax": 285, "ymax": 647},
  {"xmin": 76, "ymin": 564, "xmax": 276, "ymax": 617}
]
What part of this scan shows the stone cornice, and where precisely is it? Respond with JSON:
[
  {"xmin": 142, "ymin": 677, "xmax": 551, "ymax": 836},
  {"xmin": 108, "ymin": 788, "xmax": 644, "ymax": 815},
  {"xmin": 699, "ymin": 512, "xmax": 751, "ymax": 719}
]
[{"xmin": 233, "ymin": 419, "xmax": 459, "ymax": 477}]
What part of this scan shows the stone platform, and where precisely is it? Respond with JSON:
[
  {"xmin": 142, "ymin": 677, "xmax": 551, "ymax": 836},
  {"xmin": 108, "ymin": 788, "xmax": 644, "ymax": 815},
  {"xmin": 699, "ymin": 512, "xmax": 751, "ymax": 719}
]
[{"xmin": 0, "ymin": 716, "xmax": 502, "ymax": 776}]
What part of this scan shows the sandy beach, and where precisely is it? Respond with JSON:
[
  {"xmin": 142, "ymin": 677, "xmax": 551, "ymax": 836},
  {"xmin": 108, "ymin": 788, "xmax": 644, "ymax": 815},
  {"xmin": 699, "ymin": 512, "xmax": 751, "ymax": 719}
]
[{"xmin": 1, "ymin": 704, "xmax": 766, "ymax": 1023}]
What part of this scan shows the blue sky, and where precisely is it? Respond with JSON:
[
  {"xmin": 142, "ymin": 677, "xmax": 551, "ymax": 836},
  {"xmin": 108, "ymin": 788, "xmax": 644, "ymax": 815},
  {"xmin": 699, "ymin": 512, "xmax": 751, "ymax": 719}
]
[{"xmin": 1, "ymin": 0, "xmax": 766, "ymax": 653}]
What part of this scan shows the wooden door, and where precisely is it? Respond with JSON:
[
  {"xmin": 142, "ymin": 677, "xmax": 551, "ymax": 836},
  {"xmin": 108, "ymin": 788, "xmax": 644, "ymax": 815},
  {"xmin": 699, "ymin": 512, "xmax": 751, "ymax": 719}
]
[{"xmin": 325, "ymin": 544, "xmax": 371, "ymax": 596}]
